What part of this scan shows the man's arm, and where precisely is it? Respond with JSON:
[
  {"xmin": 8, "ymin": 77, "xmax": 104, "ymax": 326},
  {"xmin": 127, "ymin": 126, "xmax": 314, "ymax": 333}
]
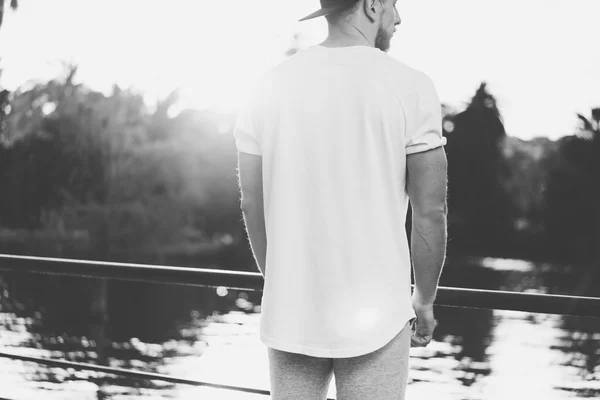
[
  {"xmin": 237, "ymin": 152, "xmax": 267, "ymax": 277},
  {"xmin": 406, "ymin": 146, "xmax": 448, "ymax": 305}
]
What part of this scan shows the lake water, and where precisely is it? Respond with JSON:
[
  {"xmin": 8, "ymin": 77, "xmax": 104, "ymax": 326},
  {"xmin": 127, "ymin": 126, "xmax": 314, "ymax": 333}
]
[{"xmin": 0, "ymin": 256, "xmax": 599, "ymax": 399}]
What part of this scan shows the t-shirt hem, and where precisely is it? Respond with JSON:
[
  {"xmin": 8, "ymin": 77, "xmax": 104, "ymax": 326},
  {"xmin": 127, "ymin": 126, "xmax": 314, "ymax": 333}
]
[
  {"xmin": 405, "ymin": 137, "xmax": 447, "ymax": 155},
  {"xmin": 260, "ymin": 312, "xmax": 416, "ymax": 358},
  {"xmin": 236, "ymin": 146, "xmax": 262, "ymax": 156}
]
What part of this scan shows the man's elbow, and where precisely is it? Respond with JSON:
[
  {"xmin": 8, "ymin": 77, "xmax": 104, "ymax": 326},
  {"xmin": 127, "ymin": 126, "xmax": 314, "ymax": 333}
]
[{"xmin": 412, "ymin": 202, "xmax": 448, "ymax": 224}]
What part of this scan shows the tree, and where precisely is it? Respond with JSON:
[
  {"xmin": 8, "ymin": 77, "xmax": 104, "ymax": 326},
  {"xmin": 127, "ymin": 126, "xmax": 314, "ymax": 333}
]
[
  {"xmin": 0, "ymin": 0, "xmax": 20, "ymax": 135},
  {"xmin": 544, "ymin": 107, "xmax": 600, "ymax": 265},
  {"xmin": 0, "ymin": 62, "xmax": 249, "ymax": 265},
  {"xmin": 0, "ymin": 0, "xmax": 18, "ymax": 32},
  {"xmin": 577, "ymin": 107, "xmax": 600, "ymax": 265},
  {"xmin": 0, "ymin": 86, "xmax": 8, "ymax": 139},
  {"xmin": 499, "ymin": 136, "xmax": 559, "ymax": 258},
  {"xmin": 576, "ymin": 107, "xmax": 600, "ymax": 140},
  {"xmin": 444, "ymin": 82, "xmax": 514, "ymax": 256}
]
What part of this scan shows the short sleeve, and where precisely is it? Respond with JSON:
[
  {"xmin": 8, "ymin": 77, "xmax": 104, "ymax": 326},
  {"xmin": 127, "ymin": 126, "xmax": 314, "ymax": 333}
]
[
  {"xmin": 405, "ymin": 72, "xmax": 447, "ymax": 155},
  {"xmin": 233, "ymin": 80, "xmax": 266, "ymax": 156}
]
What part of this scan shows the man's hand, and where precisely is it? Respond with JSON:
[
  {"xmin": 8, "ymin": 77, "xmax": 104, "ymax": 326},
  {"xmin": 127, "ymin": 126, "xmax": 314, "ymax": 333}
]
[{"xmin": 410, "ymin": 294, "xmax": 436, "ymax": 347}]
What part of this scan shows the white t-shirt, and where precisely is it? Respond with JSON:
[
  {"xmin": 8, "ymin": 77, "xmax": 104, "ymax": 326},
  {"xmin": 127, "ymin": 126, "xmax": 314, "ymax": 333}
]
[{"xmin": 234, "ymin": 44, "xmax": 446, "ymax": 358}]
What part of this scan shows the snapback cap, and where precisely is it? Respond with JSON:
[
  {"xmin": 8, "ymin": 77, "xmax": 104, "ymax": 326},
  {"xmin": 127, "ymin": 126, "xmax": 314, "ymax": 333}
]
[{"xmin": 298, "ymin": 0, "xmax": 357, "ymax": 22}]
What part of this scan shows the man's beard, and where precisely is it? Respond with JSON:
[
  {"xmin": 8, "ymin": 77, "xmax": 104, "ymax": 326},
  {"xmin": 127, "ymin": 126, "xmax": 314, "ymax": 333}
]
[{"xmin": 374, "ymin": 21, "xmax": 392, "ymax": 52}]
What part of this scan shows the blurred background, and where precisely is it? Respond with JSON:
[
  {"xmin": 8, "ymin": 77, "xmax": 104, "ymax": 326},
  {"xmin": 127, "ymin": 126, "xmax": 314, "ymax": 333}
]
[{"xmin": 0, "ymin": 0, "xmax": 598, "ymax": 399}]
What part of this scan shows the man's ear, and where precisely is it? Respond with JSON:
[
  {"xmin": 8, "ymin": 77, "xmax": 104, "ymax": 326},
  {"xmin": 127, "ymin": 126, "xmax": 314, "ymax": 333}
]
[{"xmin": 363, "ymin": 0, "xmax": 380, "ymax": 22}]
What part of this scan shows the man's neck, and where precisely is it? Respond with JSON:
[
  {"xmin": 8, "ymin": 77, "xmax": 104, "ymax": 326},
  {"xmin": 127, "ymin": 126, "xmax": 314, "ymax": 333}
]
[{"xmin": 321, "ymin": 21, "xmax": 374, "ymax": 48}]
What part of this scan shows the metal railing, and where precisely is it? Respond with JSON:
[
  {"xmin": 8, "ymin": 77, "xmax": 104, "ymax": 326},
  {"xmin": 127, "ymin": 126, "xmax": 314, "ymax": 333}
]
[
  {"xmin": 1, "ymin": 254, "xmax": 599, "ymax": 316},
  {"xmin": 0, "ymin": 350, "xmax": 274, "ymax": 397},
  {"xmin": 1, "ymin": 253, "xmax": 599, "ymax": 399}
]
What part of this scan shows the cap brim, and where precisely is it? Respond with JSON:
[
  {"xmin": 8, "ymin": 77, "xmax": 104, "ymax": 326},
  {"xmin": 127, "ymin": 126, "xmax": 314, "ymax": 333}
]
[{"xmin": 298, "ymin": 5, "xmax": 346, "ymax": 22}]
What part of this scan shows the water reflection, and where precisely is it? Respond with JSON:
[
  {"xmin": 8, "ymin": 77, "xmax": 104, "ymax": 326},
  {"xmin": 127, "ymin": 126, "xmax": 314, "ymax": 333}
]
[
  {"xmin": 553, "ymin": 315, "xmax": 600, "ymax": 396},
  {"xmin": 0, "ymin": 257, "xmax": 599, "ymax": 399}
]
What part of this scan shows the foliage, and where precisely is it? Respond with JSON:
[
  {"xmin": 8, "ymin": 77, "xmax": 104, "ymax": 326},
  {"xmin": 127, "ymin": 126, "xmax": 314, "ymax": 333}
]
[
  {"xmin": 443, "ymin": 82, "xmax": 514, "ymax": 256},
  {"xmin": 544, "ymin": 110, "xmax": 600, "ymax": 262},
  {"xmin": 441, "ymin": 83, "xmax": 599, "ymax": 263},
  {"xmin": 0, "ymin": 63, "xmax": 599, "ymax": 265},
  {"xmin": 0, "ymin": 0, "xmax": 18, "ymax": 32},
  {"xmin": 0, "ymin": 66, "xmax": 244, "ymax": 264}
]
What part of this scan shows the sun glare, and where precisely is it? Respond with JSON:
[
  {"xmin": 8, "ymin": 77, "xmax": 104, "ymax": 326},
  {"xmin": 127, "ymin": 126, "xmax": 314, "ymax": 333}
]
[{"xmin": 0, "ymin": 0, "xmax": 598, "ymax": 139}]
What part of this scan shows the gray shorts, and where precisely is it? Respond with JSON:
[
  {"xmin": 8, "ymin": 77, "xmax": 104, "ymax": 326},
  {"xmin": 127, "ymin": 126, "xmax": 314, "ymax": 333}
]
[{"xmin": 267, "ymin": 319, "xmax": 413, "ymax": 400}]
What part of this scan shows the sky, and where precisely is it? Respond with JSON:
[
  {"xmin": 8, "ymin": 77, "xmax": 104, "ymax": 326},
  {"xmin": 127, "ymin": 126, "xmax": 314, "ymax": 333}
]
[{"xmin": 0, "ymin": 0, "xmax": 598, "ymax": 141}]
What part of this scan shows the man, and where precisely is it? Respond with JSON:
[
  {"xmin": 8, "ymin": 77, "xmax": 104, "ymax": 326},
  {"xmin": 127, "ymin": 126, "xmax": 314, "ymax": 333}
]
[{"xmin": 234, "ymin": 0, "xmax": 447, "ymax": 398}]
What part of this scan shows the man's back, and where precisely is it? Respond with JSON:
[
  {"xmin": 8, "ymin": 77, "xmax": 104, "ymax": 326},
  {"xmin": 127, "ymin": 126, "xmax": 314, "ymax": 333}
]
[{"xmin": 234, "ymin": 44, "xmax": 446, "ymax": 358}]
